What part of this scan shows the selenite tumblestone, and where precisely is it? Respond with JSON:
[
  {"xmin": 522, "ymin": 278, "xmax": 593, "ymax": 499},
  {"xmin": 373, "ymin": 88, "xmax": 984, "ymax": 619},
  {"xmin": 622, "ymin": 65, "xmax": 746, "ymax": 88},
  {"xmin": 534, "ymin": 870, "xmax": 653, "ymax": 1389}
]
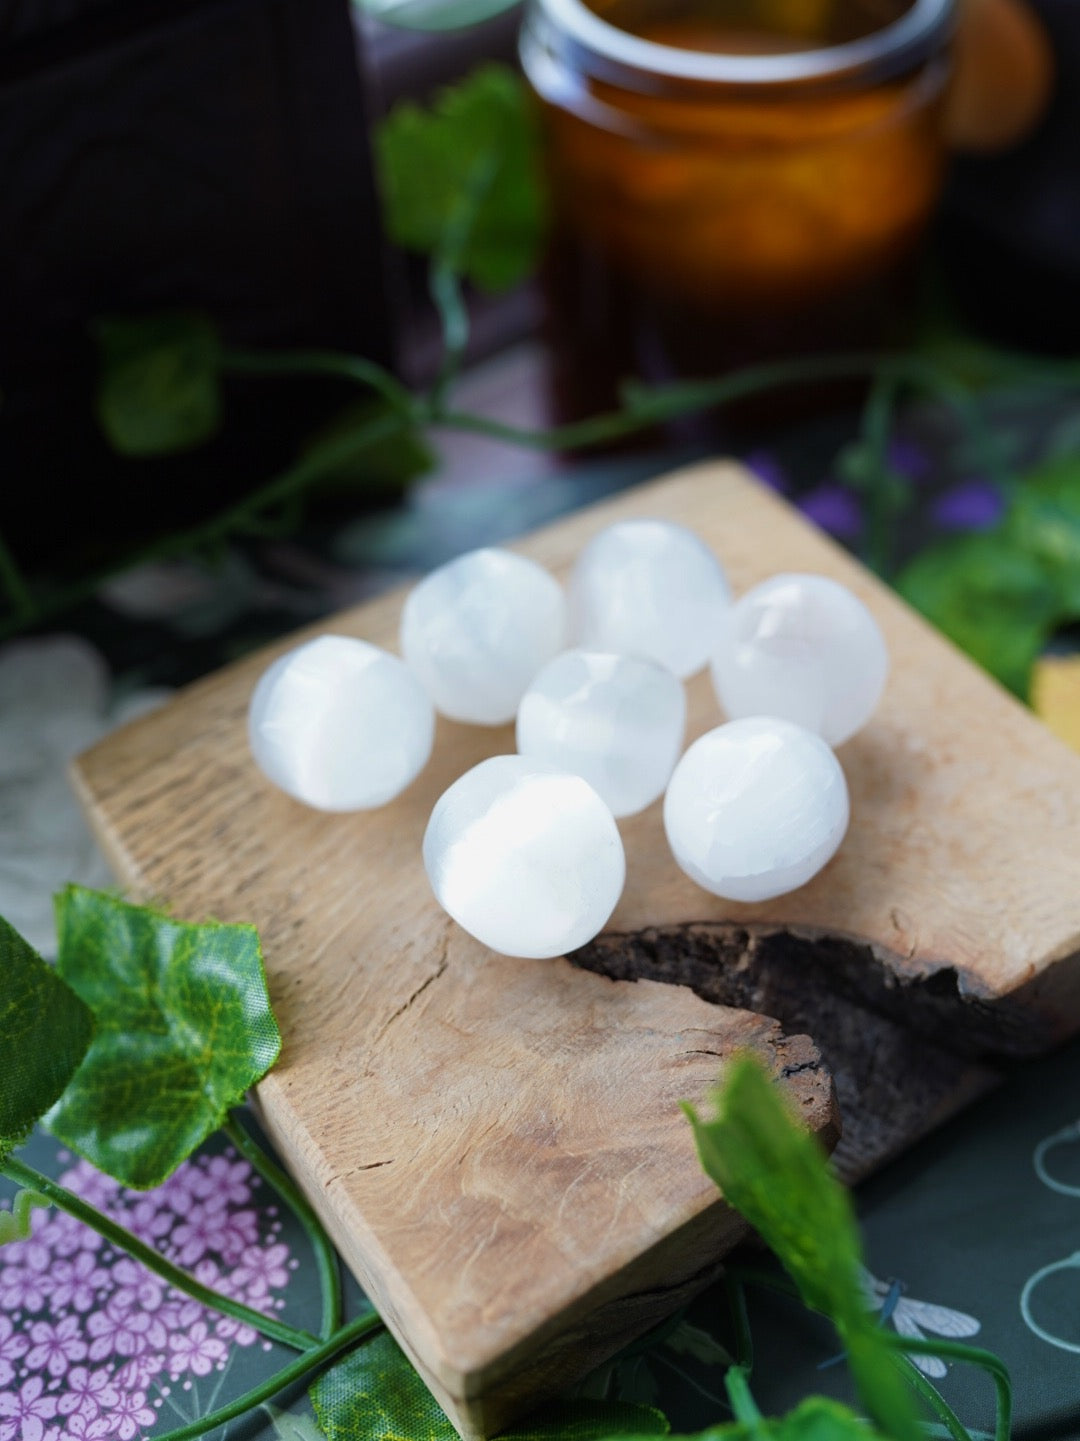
[
  {"xmin": 568, "ymin": 518, "xmax": 731, "ymax": 679},
  {"xmin": 516, "ymin": 649, "xmax": 686, "ymax": 817},
  {"xmin": 663, "ymin": 717, "xmax": 849, "ymax": 902},
  {"xmin": 248, "ymin": 635, "xmax": 434, "ymax": 810},
  {"xmin": 710, "ymin": 572, "xmax": 888, "ymax": 746},
  {"xmin": 423, "ymin": 755, "xmax": 625, "ymax": 958},
  {"xmin": 400, "ymin": 548, "xmax": 567, "ymax": 725}
]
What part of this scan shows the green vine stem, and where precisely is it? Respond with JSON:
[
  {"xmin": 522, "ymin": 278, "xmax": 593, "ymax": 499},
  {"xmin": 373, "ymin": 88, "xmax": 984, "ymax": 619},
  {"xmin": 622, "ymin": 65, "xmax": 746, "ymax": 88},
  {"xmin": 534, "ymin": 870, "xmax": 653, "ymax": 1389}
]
[
  {"xmin": 221, "ymin": 348, "xmax": 418, "ymax": 419},
  {"xmin": 224, "ymin": 1115, "xmax": 342, "ymax": 1341},
  {"xmin": 0, "ymin": 1156, "xmax": 319, "ymax": 1353},
  {"xmin": 150, "ymin": 1308, "xmax": 383, "ymax": 1441},
  {"xmin": 887, "ymin": 1350, "xmax": 974, "ymax": 1441},
  {"xmin": 878, "ymin": 1333, "xmax": 1011, "ymax": 1441},
  {"xmin": 724, "ymin": 1366, "xmax": 765, "ymax": 1433}
]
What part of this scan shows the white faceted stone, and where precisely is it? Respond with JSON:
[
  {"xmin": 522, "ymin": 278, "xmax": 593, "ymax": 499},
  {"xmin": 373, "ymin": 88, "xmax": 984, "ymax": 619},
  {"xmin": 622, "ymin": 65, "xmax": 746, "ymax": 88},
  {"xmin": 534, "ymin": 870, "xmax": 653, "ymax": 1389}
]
[
  {"xmin": 663, "ymin": 717, "xmax": 849, "ymax": 903},
  {"xmin": 423, "ymin": 755, "xmax": 625, "ymax": 959},
  {"xmin": 516, "ymin": 649, "xmax": 686, "ymax": 817},
  {"xmin": 568, "ymin": 519, "xmax": 731, "ymax": 679},
  {"xmin": 400, "ymin": 548, "xmax": 566, "ymax": 725},
  {"xmin": 710, "ymin": 573, "xmax": 888, "ymax": 747},
  {"xmin": 249, "ymin": 635, "xmax": 434, "ymax": 811}
]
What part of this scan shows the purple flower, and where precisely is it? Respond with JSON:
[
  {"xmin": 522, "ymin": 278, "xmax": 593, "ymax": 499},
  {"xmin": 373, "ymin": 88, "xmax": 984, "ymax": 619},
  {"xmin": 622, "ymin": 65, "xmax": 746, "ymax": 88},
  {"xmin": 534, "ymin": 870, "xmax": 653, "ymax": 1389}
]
[
  {"xmin": 57, "ymin": 1165, "xmax": 119, "ymax": 1212},
  {"xmin": 798, "ymin": 484, "xmax": 863, "ymax": 540},
  {"xmin": 931, "ymin": 479, "xmax": 1004, "ymax": 532},
  {"xmin": 86, "ymin": 1300, "xmax": 166, "ymax": 1362},
  {"xmin": 0, "ymin": 1318, "xmax": 29, "ymax": 1389},
  {"xmin": 156, "ymin": 1166, "xmax": 202, "ymax": 1219},
  {"xmin": 60, "ymin": 1412, "xmax": 111, "ymax": 1441},
  {"xmin": 110, "ymin": 1357, "xmax": 163, "ymax": 1394},
  {"xmin": 2, "ymin": 1237, "xmax": 50, "ymax": 1275},
  {"xmin": 100, "ymin": 1390, "xmax": 154, "ymax": 1441},
  {"xmin": 0, "ymin": 1265, "xmax": 50, "ymax": 1314},
  {"xmin": 887, "ymin": 437, "xmax": 932, "ymax": 484},
  {"xmin": 48, "ymin": 1255, "xmax": 108, "ymax": 1314},
  {"xmin": 56, "ymin": 1370, "xmax": 118, "ymax": 1423},
  {"xmin": 232, "ymin": 1243, "xmax": 289, "ymax": 1300},
  {"xmin": 212, "ymin": 1314, "xmax": 257, "ymax": 1347},
  {"xmin": 26, "ymin": 1319, "xmax": 87, "ymax": 1378},
  {"xmin": 190, "ymin": 1157, "xmax": 252, "ymax": 1209},
  {"xmin": 166, "ymin": 1323, "xmax": 227, "ymax": 1379},
  {"xmin": 113, "ymin": 1201, "xmax": 170, "ymax": 1250},
  {"xmin": 108, "ymin": 1262, "xmax": 163, "ymax": 1317},
  {"xmin": 169, "ymin": 1203, "xmax": 233, "ymax": 1267},
  {"xmin": 37, "ymin": 1215, "xmax": 101, "ymax": 1261},
  {"xmin": 0, "ymin": 1376, "xmax": 60, "ymax": 1441}
]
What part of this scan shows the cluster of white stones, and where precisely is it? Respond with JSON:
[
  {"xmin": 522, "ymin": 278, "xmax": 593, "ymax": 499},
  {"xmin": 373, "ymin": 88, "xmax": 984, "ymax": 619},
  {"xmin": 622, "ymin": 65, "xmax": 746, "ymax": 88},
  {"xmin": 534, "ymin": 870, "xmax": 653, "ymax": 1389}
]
[{"xmin": 248, "ymin": 518, "xmax": 888, "ymax": 959}]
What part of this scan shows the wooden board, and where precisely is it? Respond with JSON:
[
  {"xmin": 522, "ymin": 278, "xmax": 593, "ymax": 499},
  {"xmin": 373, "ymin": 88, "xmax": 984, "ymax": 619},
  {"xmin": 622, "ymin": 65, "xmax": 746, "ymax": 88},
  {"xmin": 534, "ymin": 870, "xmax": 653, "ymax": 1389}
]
[{"xmin": 72, "ymin": 462, "xmax": 1080, "ymax": 1435}]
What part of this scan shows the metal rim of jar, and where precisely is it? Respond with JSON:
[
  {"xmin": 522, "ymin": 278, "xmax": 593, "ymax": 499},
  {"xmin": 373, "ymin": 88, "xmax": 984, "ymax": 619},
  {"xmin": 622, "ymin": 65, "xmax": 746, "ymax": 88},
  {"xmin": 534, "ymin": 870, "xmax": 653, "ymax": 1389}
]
[{"xmin": 522, "ymin": 0, "xmax": 955, "ymax": 93}]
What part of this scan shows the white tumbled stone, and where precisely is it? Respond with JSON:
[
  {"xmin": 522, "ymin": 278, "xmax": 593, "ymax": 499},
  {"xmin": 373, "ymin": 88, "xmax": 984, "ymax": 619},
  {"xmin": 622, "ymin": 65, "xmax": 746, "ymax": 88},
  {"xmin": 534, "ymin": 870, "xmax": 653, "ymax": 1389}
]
[
  {"xmin": 568, "ymin": 518, "xmax": 731, "ymax": 679},
  {"xmin": 516, "ymin": 649, "xmax": 686, "ymax": 818},
  {"xmin": 663, "ymin": 717, "xmax": 849, "ymax": 903},
  {"xmin": 248, "ymin": 635, "xmax": 434, "ymax": 811},
  {"xmin": 710, "ymin": 573, "xmax": 888, "ymax": 747},
  {"xmin": 400, "ymin": 548, "xmax": 566, "ymax": 725},
  {"xmin": 423, "ymin": 755, "xmax": 625, "ymax": 959}
]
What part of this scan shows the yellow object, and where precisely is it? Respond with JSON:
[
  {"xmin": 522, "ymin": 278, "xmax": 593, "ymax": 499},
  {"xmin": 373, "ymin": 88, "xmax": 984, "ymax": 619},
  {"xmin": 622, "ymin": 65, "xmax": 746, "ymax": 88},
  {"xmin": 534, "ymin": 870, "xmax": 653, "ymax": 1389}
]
[{"xmin": 1033, "ymin": 655, "xmax": 1080, "ymax": 753}]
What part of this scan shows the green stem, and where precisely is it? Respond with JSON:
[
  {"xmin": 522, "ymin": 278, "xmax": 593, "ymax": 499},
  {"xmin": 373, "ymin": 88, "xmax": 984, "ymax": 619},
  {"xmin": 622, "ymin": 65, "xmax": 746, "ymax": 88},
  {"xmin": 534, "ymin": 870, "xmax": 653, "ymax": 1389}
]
[
  {"xmin": 222, "ymin": 347, "xmax": 417, "ymax": 418},
  {"xmin": 887, "ymin": 1350, "xmax": 973, "ymax": 1441},
  {"xmin": 0, "ymin": 1156, "xmax": 318, "ymax": 1353},
  {"xmin": 878, "ymin": 1334, "xmax": 1011, "ymax": 1441},
  {"xmin": 724, "ymin": 1366, "xmax": 765, "ymax": 1432},
  {"xmin": 0, "ymin": 1189, "xmax": 50, "ymax": 1244},
  {"xmin": 224, "ymin": 1115, "xmax": 342, "ymax": 1340},
  {"xmin": 0, "ymin": 528, "xmax": 34, "ymax": 619},
  {"xmin": 724, "ymin": 1271, "xmax": 754, "ymax": 1372},
  {"xmin": 151, "ymin": 1309, "xmax": 383, "ymax": 1441}
]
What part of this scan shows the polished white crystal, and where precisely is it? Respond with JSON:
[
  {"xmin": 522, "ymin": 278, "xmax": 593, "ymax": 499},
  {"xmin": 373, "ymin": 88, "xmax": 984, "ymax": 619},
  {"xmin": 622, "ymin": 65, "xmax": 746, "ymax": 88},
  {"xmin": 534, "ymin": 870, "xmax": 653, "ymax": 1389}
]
[
  {"xmin": 568, "ymin": 518, "xmax": 731, "ymax": 679},
  {"xmin": 663, "ymin": 717, "xmax": 849, "ymax": 902},
  {"xmin": 248, "ymin": 635, "xmax": 434, "ymax": 810},
  {"xmin": 400, "ymin": 548, "xmax": 567, "ymax": 725},
  {"xmin": 710, "ymin": 573, "xmax": 888, "ymax": 747},
  {"xmin": 516, "ymin": 649, "xmax": 686, "ymax": 817},
  {"xmin": 423, "ymin": 755, "xmax": 625, "ymax": 958}
]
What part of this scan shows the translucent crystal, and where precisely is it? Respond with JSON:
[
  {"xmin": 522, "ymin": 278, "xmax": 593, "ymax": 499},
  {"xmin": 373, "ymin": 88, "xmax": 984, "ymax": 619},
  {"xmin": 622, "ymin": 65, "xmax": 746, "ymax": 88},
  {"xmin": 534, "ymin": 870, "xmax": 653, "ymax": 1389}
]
[
  {"xmin": 400, "ymin": 548, "xmax": 567, "ymax": 725},
  {"xmin": 663, "ymin": 717, "xmax": 849, "ymax": 902},
  {"xmin": 516, "ymin": 649, "xmax": 686, "ymax": 817},
  {"xmin": 710, "ymin": 572, "xmax": 888, "ymax": 746},
  {"xmin": 423, "ymin": 755, "xmax": 625, "ymax": 958},
  {"xmin": 568, "ymin": 518, "xmax": 731, "ymax": 679},
  {"xmin": 248, "ymin": 635, "xmax": 434, "ymax": 810}
]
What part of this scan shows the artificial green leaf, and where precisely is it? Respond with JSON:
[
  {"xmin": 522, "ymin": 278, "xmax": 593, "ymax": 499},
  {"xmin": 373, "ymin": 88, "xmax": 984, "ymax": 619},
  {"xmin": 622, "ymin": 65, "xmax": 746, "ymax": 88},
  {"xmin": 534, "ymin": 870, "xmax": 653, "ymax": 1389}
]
[
  {"xmin": 0, "ymin": 1191, "xmax": 51, "ymax": 1245},
  {"xmin": 896, "ymin": 532, "xmax": 1059, "ymax": 698},
  {"xmin": 310, "ymin": 1331, "xmax": 669, "ymax": 1441},
  {"xmin": 47, "ymin": 886, "xmax": 281, "ymax": 1189},
  {"xmin": 0, "ymin": 914, "xmax": 94, "ymax": 1162},
  {"xmin": 301, "ymin": 400, "xmax": 436, "ymax": 496},
  {"xmin": 684, "ymin": 1056, "xmax": 920, "ymax": 1441},
  {"xmin": 96, "ymin": 312, "xmax": 222, "ymax": 456},
  {"xmin": 355, "ymin": 0, "xmax": 520, "ymax": 31},
  {"xmin": 375, "ymin": 64, "xmax": 546, "ymax": 291},
  {"xmin": 1006, "ymin": 454, "xmax": 1080, "ymax": 611}
]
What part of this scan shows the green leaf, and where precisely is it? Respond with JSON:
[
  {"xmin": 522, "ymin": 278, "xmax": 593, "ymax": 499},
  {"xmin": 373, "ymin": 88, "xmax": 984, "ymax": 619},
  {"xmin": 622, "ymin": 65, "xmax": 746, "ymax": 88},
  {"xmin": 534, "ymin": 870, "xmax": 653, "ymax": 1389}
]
[
  {"xmin": 896, "ymin": 532, "xmax": 1059, "ymax": 698},
  {"xmin": 355, "ymin": 0, "xmax": 520, "ymax": 31},
  {"xmin": 0, "ymin": 1191, "xmax": 51, "ymax": 1246},
  {"xmin": 301, "ymin": 400, "xmax": 436, "ymax": 496},
  {"xmin": 0, "ymin": 914, "xmax": 94, "ymax": 1162},
  {"xmin": 47, "ymin": 886, "xmax": 281, "ymax": 1189},
  {"xmin": 684, "ymin": 1056, "xmax": 921, "ymax": 1441},
  {"xmin": 310, "ymin": 1331, "xmax": 669, "ymax": 1441},
  {"xmin": 375, "ymin": 64, "xmax": 546, "ymax": 291},
  {"xmin": 96, "ymin": 312, "xmax": 222, "ymax": 456},
  {"xmin": 1006, "ymin": 454, "xmax": 1080, "ymax": 611}
]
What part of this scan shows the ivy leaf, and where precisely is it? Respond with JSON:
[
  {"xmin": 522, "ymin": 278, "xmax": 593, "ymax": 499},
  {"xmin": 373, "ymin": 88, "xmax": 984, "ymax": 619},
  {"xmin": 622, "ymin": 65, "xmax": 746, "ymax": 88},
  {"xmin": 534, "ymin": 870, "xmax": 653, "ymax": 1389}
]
[
  {"xmin": 702, "ymin": 1396, "xmax": 885, "ymax": 1439},
  {"xmin": 96, "ymin": 312, "xmax": 222, "ymax": 456},
  {"xmin": 47, "ymin": 886, "xmax": 281, "ymax": 1189},
  {"xmin": 896, "ymin": 532, "xmax": 1059, "ymax": 698},
  {"xmin": 1007, "ymin": 454, "xmax": 1080, "ymax": 611},
  {"xmin": 301, "ymin": 400, "xmax": 436, "ymax": 497},
  {"xmin": 310, "ymin": 1331, "xmax": 669, "ymax": 1441},
  {"xmin": 0, "ymin": 914, "xmax": 94, "ymax": 1163},
  {"xmin": 683, "ymin": 1056, "xmax": 920, "ymax": 1441},
  {"xmin": 375, "ymin": 64, "xmax": 546, "ymax": 291}
]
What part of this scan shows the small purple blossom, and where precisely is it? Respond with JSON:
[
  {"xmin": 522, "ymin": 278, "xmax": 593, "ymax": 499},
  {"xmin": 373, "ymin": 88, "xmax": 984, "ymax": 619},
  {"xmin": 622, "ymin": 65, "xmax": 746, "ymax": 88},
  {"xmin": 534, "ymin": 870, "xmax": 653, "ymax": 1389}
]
[
  {"xmin": 38, "ymin": 1215, "xmax": 101, "ymax": 1261},
  {"xmin": 101, "ymin": 1390, "xmax": 154, "ymax": 1441},
  {"xmin": 887, "ymin": 437, "xmax": 933, "ymax": 484},
  {"xmin": 86, "ymin": 1298, "xmax": 167, "ymax": 1361},
  {"xmin": 113, "ymin": 1200, "xmax": 171, "ymax": 1249},
  {"xmin": 60, "ymin": 1412, "xmax": 111, "ymax": 1441},
  {"xmin": 798, "ymin": 484, "xmax": 863, "ymax": 540},
  {"xmin": 25, "ymin": 1319, "xmax": 87, "ymax": 1379},
  {"xmin": 0, "ymin": 1376, "xmax": 59, "ymax": 1441},
  {"xmin": 232, "ymin": 1243, "xmax": 289, "ymax": 1299},
  {"xmin": 931, "ymin": 478, "xmax": 1005, "ymax": 532},
  {"xmin": 166, "ymin": 1323, "xmax": 227, "ymax": 1379},
  {"xmin": 0, "ymin": 1265, "xmax": 50, "ymax": 1314},
  {"xmin": 0, "ymin": 1318, "xmax": 28, "ymax": 1390},
  {"xmin": 190, "ymin": 1157, "xmax": 251, "ymax": 1209},
  {"xmin": 48, "ymin": 1255, "xmax": 109, "ymax": 1314},
  {"xmin": 56, "ymin": 1369, "xmax": 118, "ymax": 1422},
  {"xmin": 57, "ymin": 1166, "xmax": 120, "ymax": 1212}
]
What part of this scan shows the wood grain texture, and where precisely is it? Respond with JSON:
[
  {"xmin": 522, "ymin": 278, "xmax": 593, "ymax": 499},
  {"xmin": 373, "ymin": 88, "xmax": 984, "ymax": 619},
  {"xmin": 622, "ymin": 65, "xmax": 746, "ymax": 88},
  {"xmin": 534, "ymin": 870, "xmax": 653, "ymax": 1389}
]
[{"xmin": 72, "ymin": 460, "xmax": 1080, "ymax": 1431}]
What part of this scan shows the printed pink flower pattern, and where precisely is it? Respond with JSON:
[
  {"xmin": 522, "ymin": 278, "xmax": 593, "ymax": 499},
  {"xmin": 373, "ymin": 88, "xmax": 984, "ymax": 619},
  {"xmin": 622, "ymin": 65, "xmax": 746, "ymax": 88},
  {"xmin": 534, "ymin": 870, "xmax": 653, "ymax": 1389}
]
[{"xmin": 0, "ymin": 1148, "xmax": 294, "ymax": 1440}]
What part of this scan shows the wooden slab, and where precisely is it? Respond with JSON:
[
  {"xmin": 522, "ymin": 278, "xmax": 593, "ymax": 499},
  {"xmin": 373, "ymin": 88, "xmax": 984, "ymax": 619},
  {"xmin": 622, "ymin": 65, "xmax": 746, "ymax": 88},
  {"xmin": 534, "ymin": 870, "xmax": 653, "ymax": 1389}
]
[{"xmin": 72, "ymin": 462, "xmax": 1080, "ymax": 1434}]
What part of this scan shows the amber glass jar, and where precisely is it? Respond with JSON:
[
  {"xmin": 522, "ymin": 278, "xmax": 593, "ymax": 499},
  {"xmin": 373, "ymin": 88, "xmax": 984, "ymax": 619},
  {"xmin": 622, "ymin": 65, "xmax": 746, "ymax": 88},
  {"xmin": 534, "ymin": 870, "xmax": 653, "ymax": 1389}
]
[{"xmin": 520, "ymin": 0, "xmax": 955, "ymax": 430}]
